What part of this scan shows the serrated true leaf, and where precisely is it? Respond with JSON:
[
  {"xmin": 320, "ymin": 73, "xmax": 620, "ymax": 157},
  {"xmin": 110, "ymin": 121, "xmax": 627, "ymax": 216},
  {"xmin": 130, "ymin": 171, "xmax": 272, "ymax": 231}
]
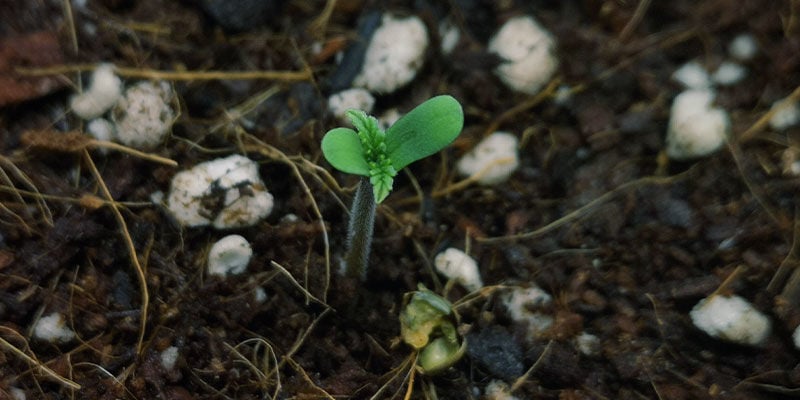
[
  {"xmin": 321, "ymin": 127, "xmax": 371, "ymax": 176},
  {"xmin": 385, "ymin": 95, "xmax": 464, "ymax": 171},
  {"xmin": 370, "ymin": 172, "xmax": 393, "ymax": 204}
]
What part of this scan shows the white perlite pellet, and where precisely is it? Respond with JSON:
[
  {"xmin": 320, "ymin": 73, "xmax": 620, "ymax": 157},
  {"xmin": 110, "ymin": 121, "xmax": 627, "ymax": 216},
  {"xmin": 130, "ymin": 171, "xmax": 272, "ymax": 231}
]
[
  {"xmin": 501, "ymin": 286, "xmax": 553, "ymax": 336},
  {"xmin": 112, "ymin": 81, "xmax": 175, "ymax": 149},
  {"xmin": 160, "ymin": 346, "xmax": 179, "ymax": 370},
  {"xmin": 729, "ymin": 33, "xmax": 758, "ymax": 61},
  {"xmin": 690, "ymin": 294, "xmax": 771, "ymax": 346},
  {"xmin": 86, "ymin": 118, "xmax": 115, "ymax": 143},
  {"xmin": 456, "ymin": 131, "xmax": 519, "ymax": 185},
  {"xmin": 166, "ymin": 155, "xmax": 274, "ymax": 229},
  {"xmin": 378, "ymin": 108, "xmax": 402, "ymax": 131},
  {"xmin": 33, "ymin": 312, "xmax": 75, "ymax": 343},
  {"xmin": 793, "ymin": 325, "xmax": 800, "ymax": 349},
  {"xmin": 208, "ymin": 234, "xmax": 253, "ymax": 277},
  {"xmin": 70, "ymin": 63, "xmax": 122, "ymax": 120},
  {"xmin": 328, "ymin": 88, "xmax": 375, "ymax": 122},
  {"xmin": 575, "ymin": 332, "xmax": 601, "ymax": 356},
  {"xmin": 485, "ymin": 380, "xmax": 520, "ymax": 400},
  {"xmin": 666, "ymin": 89, "xmax": 730, "ymax": 160},
  {"xmin": 768, "ymin": 97, "xmax": 800, "ymax": 131},
  {"xmin": 711, "ymin": 61, "xmax": 747, "ymax": 86},
  {"xmin": 439, "ymin": 18, "xmax": 460, "ymax": 55},
  {"xmin": 353, "ymin": 13, "xmax": 428, "ymax": 94},
  {"xmin": 671, "ymin": 60, "xmax": 711, "ymax": 89},
  {"xmin": 9, "ymin": 387, "xmax": 25, "ymax": 400},
  {"xmin": 488, "ymin": 16, "xmax": 558, "ymax": 95},
  {"xmin": 434, "ymin": 248, "xmax": 483, "ymax": 292}
]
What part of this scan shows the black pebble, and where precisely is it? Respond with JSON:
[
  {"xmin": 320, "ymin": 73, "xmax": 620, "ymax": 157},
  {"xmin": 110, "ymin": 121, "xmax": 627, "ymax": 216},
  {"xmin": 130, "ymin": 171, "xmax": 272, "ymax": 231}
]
[
  {"xmin": 466, "ymin": 325, "xmax": 525, "ymax": 381},
  {"xmin": 198, "ymin": 0, "xmax": 282, "ymax": 31}
]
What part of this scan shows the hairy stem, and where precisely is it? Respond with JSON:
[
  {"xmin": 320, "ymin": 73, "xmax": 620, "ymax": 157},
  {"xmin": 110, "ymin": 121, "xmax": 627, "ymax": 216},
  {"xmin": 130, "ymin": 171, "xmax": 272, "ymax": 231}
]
[{"xmin": 343, "ymin": 177, "xmax": 376, "ymax": 280}]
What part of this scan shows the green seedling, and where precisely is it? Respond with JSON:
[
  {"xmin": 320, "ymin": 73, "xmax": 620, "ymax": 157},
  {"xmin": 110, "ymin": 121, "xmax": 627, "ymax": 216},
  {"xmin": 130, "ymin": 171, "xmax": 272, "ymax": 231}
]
[
  {"xmin": 322, "ymin": 95, "xmax": 464, "ymax": 279},
  {"xmin": 399, "ymin": 284, "xmax": 466, "ymax": 374}
]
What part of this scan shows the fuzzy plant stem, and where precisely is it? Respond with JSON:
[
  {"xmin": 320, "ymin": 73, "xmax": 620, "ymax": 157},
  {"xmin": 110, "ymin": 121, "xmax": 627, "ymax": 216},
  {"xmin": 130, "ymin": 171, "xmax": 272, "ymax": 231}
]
[{"xmin": 343, "ymin": 177, "xmax": 377, "ymax": 280}]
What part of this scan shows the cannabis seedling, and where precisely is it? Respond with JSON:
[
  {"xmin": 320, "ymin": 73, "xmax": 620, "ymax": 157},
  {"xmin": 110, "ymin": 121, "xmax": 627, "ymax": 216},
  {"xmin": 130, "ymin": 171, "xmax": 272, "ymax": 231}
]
[{"xmin": 322, "ymin": 95, "xmax": 464, "ymax": 279}]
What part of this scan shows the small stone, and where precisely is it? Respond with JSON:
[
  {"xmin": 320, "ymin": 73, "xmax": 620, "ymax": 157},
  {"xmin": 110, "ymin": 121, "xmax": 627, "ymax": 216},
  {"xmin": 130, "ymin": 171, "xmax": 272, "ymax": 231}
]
[
  {"xmin": 198, "ymin": 0, "xmax": 280, "ymax": 31},
  {"xmin": 466, "ymin": 326, "xmax": 524, "ymax": 381}
]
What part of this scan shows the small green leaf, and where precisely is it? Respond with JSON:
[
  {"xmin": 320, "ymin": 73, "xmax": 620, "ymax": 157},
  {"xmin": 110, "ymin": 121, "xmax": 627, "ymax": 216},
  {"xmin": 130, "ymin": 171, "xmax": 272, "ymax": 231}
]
[
  {"xmin": 321, "ymin": 127, "xmax": 371, "ymax": 176},
  {"xmin": 385, "ymin": 95, "xmax": 464, "ymax": 171},
  {"xmin": 370, "ymin": 172, "xmax": 393, "ymax": 204},
  {"xmin": 346, "ymin": 110, "xmax": 381, "ymax": 142}
]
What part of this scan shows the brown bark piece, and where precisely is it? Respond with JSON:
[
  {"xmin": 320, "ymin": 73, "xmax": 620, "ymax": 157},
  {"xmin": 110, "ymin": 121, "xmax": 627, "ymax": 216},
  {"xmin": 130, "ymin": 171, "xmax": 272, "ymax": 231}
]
[{"xmin": 0, "ymin": 31, "xmax": 66, "ymax": 106}]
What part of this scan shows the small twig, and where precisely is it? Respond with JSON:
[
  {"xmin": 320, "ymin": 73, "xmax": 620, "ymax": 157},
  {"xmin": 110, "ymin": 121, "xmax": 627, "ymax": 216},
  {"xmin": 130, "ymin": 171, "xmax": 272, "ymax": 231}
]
[
  {"xmin": 0, "ymin": 155, "xmax": 54, "ymax": 227},
  {"xmin": 15, "ymin": 64, "xmax": 313, "ymax": 82},
  {"xmin": 307, "ymin": 0, "xmax": 338, "ymax": 40},
  {"xmin": 727, "ymin": 140, "xmax": 786, "ymax": 228},
  {"xmin": 92, "ymin": 140, "xmax": 177, "ymax": 166},
  {"xmin": 270, "ymin": 261, "xmax": 326, "ymax": 306},
  {"xmin": 738, "ymin": 85, "xmax": 800, "ymax": 143},
  {"xmin": 241, "ymin": 136, "xmax": 333, "ymax": 302},
  {"xmin": 0, "ymin": 332, "xmax": 81, "ymax": 390},
  {"xmin": 21, "ymin": 130, "xmax": 177, "ymax": 166},
  {"xmin": 618, "ymin": 0, "xmax": 653, "ymax": 42},
  {"xmin": 402, "ymin": 356, "xmax": 417, "ymax": 400},
  {"xmin": 430, "ymin": 157, "xmax": 516, "ymax": 199},
  {"xmin": 266, "ymin": 307, "xmax": 331, "ymax": 382},
  {"xmin": 61, "ymin": 0, "xmax": 78, "ymax": 54},
  {"xmin": 283, "ymin": 357, "xmax": 336, "ymax": 400},
  {"xmin": 210, "ymin": 86, "xmax": 282, "ymax": 134},
  {"xmin": 768, "ymin": 204, "xmax": 800, "ymax": 294},
  {"xmin": 224, "ymin": 339, "xmax": 280, "ymax": 394},
  {"xmin": 510, "ymin": 340, "xmax": 554, "ymax": 393},
  {"xmin": 369, "ymin": 353, "xmax": 416, "ymax": 400},
  {"xmin": 483, "ymin": 79, "xmax": 560, "ymax": 136},
  {"xmin": 0, "ymin": 186, "xmax": 151, "ymax": 208},
  {"xmin": 82, "ymin": 150, "xmax": 149, "ymax": 356},
  {"xmin": 478, "ymin": 171, "xmax": 693, "ymax": 244},
  {"xmin": 709, "ymin": 265, "xmax": 748, "ymax": 298}
]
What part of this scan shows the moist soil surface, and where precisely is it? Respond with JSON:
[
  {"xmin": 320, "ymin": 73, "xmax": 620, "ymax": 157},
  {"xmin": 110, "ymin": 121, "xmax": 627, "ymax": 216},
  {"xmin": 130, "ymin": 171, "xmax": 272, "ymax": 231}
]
[{"xmin": 1, "ymin": 1, "xmax": 799, "ymax": 399}]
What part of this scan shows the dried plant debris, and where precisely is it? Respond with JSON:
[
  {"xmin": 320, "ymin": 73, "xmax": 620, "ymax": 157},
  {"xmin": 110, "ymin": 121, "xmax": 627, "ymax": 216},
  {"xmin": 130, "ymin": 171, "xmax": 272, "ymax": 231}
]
[{"xmin": 1, "ymin": 1, "xmax": 797, "ymax": 399}]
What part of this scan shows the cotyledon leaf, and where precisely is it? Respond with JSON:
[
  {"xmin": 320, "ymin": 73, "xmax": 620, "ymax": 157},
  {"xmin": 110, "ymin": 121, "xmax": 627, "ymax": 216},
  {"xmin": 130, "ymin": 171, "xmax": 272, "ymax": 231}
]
[
  {"xmin": 321, "ymin": 127, "xmax": 371, "ymax": 176},
  {"xmin": 385, "ymin": 95, "xmax": 464, "ymax": 171}
]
